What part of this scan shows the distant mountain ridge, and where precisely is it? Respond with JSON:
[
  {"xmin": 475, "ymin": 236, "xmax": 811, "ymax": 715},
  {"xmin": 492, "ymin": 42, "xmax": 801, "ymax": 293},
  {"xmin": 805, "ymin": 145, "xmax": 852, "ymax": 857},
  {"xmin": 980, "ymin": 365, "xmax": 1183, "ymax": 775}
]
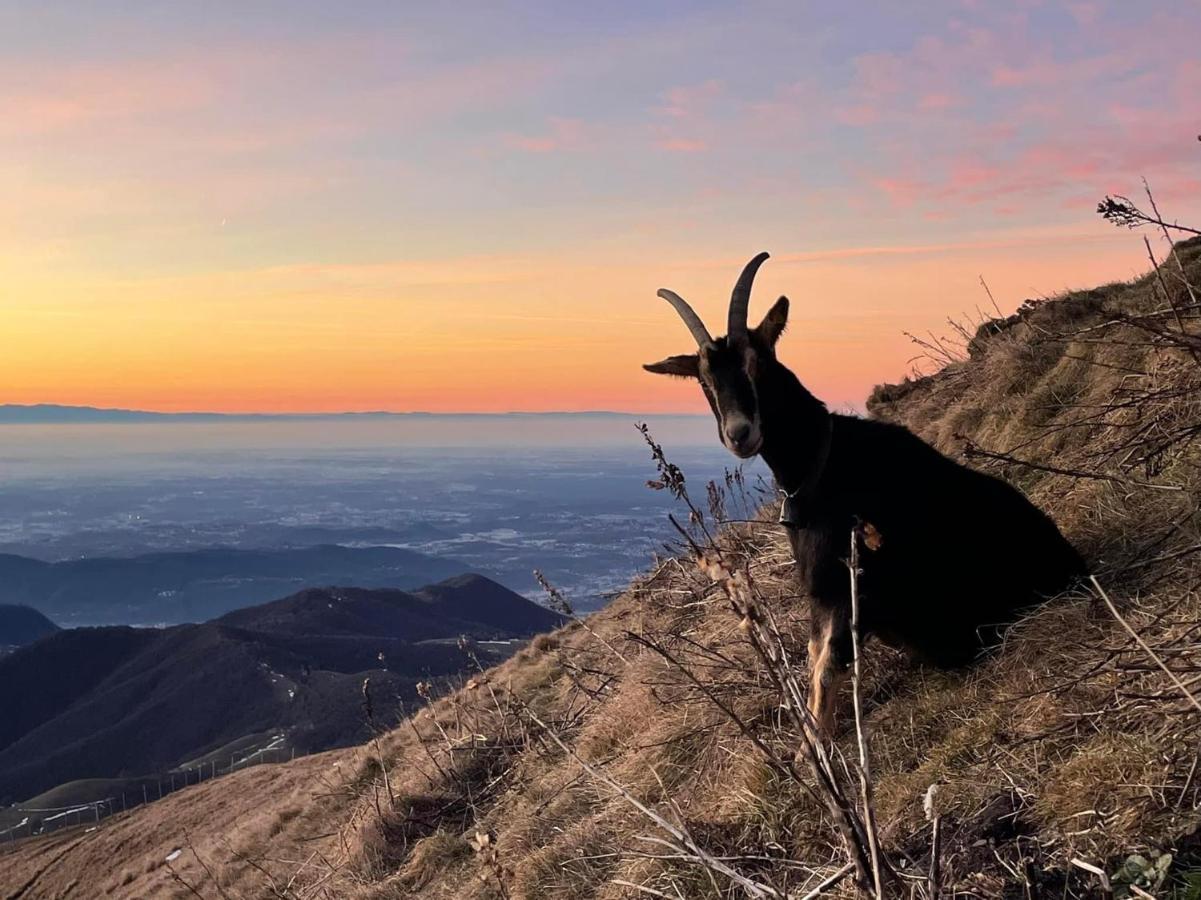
[
  {"xmin": 221, "ymin": 574, "xmax": 559, "ymax": 639},
  {"xmin": 0, "ymin": 404, "xmax": 673, "ymax": 423},
  {"xmin": 0, "ymin": 574, "xmax": 564, "ymax": 805},
  {"xmin": 0, "ymin": 604, "xmax": 59, "ymax": 651},
  {"xmin": 0, "ymin": 545, "xmax": 471, "ymax": 626}
]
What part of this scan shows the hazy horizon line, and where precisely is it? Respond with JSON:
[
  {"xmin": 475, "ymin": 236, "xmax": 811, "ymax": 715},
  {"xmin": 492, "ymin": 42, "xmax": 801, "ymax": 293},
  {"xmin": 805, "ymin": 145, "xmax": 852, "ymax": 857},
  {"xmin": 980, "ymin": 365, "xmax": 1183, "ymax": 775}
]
[{"xmin": 0, "ymin": 403, "xmax": 710, "ymax": 422}]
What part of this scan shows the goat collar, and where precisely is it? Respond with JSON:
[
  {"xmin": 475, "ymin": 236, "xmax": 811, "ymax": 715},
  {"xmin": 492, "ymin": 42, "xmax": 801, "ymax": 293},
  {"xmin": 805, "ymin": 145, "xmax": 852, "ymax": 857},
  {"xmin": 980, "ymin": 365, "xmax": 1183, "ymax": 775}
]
[{"xmin": 775, "ymin": 415, "xmax": 833, "ymax": 529}]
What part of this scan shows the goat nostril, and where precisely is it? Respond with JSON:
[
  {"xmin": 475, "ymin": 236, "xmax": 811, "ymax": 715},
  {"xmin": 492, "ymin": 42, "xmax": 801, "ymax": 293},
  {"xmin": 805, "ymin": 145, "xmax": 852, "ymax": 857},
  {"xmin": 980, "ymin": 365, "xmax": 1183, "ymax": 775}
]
[{"xmin": 728, "ymin": 423, "xmax": 752, "ymax": 446}]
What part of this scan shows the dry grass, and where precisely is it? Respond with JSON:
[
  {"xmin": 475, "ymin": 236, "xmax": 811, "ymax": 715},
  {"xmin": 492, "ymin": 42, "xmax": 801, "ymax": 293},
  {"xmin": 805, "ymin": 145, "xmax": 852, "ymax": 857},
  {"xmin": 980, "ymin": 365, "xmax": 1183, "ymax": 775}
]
[{"xmin": 3, "ymin": 238, "xmax": 1200, "ymax": 899}]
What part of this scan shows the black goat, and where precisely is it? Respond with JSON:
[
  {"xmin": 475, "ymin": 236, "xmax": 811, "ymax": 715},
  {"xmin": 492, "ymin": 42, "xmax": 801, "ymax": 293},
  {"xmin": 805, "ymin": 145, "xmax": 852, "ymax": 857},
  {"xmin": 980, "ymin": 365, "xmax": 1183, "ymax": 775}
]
[{"xmin": 644, "ymin": 252, "xmax": 1086, "ymax": 735}]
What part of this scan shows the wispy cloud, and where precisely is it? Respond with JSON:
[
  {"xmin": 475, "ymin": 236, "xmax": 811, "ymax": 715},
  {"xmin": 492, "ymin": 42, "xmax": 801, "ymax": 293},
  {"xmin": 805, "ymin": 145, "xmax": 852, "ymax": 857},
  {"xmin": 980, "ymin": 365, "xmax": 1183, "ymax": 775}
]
[
  {"xmin": 655, "ymin": 137, "xmax": 707, "ymax": 153},
  {"xmin": 501, "ymin": 117, "xmax": 592, "ymax": 154}
]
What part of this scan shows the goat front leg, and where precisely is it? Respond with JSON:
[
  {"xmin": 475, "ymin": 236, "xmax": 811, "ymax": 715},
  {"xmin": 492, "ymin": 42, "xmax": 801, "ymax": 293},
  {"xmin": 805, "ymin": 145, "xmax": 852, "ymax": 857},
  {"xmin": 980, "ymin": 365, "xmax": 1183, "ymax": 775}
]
[{"xmin": 807, "ymin": 602, "xmax": 852, "ymax": 740}]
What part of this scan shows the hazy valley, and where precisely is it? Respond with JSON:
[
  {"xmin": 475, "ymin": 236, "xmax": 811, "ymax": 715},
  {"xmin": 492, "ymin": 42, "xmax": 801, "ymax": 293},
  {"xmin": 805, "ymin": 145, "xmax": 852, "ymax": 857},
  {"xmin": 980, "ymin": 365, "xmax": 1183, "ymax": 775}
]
[{"xmin": 0, "ymin": 413, "xmax": 758, "ymax": 620}]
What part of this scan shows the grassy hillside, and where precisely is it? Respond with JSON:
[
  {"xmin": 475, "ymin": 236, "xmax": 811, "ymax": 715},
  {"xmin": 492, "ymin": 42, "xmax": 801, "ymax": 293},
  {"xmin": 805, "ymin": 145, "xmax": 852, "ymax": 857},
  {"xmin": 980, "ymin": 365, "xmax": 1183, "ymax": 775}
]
[{"xmin": 2, "ymin": 240, "xmax": 1199, "ymax": 899}]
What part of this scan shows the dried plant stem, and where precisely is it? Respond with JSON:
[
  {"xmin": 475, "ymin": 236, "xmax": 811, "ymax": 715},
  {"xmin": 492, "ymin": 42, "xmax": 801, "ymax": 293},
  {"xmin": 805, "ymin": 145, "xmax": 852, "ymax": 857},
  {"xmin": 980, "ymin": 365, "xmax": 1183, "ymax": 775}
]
[
  {"xmin": 928, "ymin": 814, "xmax": 941, "ymax": 899},
  {"xmin": 1098, "ymin": 192, "xmax": 1201, "ymax": 237},
  {"xmin": 709, "ymin": 564, "xmax": 875, "ymax": 889},
  {"xmin": 398, "ymin": 700, "xmax": 452, "ymax": 786},
  {"xmin": 925, "ymin": 784, "xmax": 943, "ymax": 899},
  {"xmin": 1090, "ymin": 575, "xmax": 1201, "ymax": 715},
  {"xmin": 177, "ymin": 830, "xmax": 238, "ymax": 900},
  {"xmin": 960, "ymin": 435, "xmax": 1183, "ymax": 491},
  {"xmin": 1143, "ymin": 236, "xmax": 1201, "ymax": 370},
  {"xmin": 797, "ymin": 863, "xmax": 855, "ymax": 899},
  {"xmin": 610, "ymin": 879, "xmax": 680, "ymax": 899},
  {"xmin": 534, "ymin": 569, "xmax": 628, "ymax": 664},
  {"xmin": 979, "ymin": 274, "xmax": 1004, "ymax": 318},
  {"xmin": 847, "ymin": 528, "xmax": 885, "ymax": 898},
  {"xmin": 626, "ymin": 632, "xmax": 813, "ymax": 798},
  {"xmin": 164, "ymin": 862, "xmax": 208, "ymax": 900},
  {"xmin": 1143, "ymin": 180, "xmax": 1201, "ymax": 316},
  {"xmin": 360, "ymin": 679, "xmax": 395, "ymax": 807},
  {"xmin": 1070, "ymin": 857, "xmax": 1114, "ymax": 899},
  {"xmin": 517, "ymin": 697, "xmax": 782, "ymax": 898}
]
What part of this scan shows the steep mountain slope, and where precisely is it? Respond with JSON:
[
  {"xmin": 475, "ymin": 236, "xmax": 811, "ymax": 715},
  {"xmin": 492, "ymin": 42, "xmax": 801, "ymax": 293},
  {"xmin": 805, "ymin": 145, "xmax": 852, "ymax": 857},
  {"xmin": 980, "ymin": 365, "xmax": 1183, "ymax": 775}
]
[
  {"xmin": 0, "ymin": 626, "xmax": 158, "ymax": 757},
  {"xmin": 0, "ymin": 575, "xmax": 562, "ymax": 805},
  {"xmin": 0, "ymin": 604, "xmax": 58, "ymax": 651},
  {"xmin": 2, "ymin": 239, "xmax": 1199, "ymax": 899},
  {"xmin": 0, "ymin": 545, "xmax": 469, "ymax": 625}
]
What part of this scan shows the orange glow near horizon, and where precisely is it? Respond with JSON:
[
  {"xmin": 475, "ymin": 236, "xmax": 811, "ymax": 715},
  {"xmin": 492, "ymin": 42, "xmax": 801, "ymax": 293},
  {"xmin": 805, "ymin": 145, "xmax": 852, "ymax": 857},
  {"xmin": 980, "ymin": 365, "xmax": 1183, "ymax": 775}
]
[{"xmin": 1, "ymin": 230, "xmax": 1159, "ymax": 414}]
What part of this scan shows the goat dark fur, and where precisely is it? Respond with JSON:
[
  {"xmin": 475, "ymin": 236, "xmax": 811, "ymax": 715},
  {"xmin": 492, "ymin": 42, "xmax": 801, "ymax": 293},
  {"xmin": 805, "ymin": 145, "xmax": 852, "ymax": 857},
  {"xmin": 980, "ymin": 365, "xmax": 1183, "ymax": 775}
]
[{"xmin": 758, "ymin": 347, "xmax": 1087, "ymax": 672}]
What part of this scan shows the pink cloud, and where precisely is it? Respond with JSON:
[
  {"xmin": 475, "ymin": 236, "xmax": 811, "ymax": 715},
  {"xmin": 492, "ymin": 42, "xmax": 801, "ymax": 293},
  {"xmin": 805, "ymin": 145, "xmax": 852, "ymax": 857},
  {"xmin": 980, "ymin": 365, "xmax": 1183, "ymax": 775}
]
[
  {"xmin": 0, "ymin": 60, "xmax": 215, "ymax": 137},
  {"xmin": 871, "ymin": 177, "xmax": 923, "ymax": 207},
  {"xmin": 656, "ymin": 79, "xmax": 723, "ymax": 120},
  {"xmin": 1172, "ymin": 59, "xmax": 1201, "ymax": 104},
  {"xmin": 849, "ymin": 52, "xmax": 905, "ymax": 100},
  {"xmin": 946, "ymin": 160, "xmax": 1002, "ymax": 191},
  {"xmin": 648, "ymin": 79, "xmax": 720, "ymax": 153},
  {"xmin": 501, "ymin": 117, "xmax": 590, "ymax": 154},
  {"xmin": 869, "ymin": 105, "xmax": 1198, "ymax": 215},
  {"xmin": 649, "ymin": 80, "xmax": 722, "ymax": 153},
  {"xmin": 0, "ymin": 36, "xmax": 555, "ymax": 155},
  {"xmin": 989, "ymin": 64, "xmax": 1035, "ymax": 87},
  {"xmin": 989, "ymin": 51, "xmax": 1138, "ymax": 90},
  {"xmin": 819, "ymin": 8, "xmax": 1201, "ymax": 226},
  {"xmin": 742, "ymin": 79, "xmax": 831, "ymax": 145},
  {"xmin": 869, "ymin": 175, "xmax": 922, "ymax": 205},
  {"xmin": 655, "ymin": 137, "xmax": 707, "ymax": 153},
  {"xmin": 829, "ymin": 31, "xmax": 990, "ymax": 128},
  {"xmin": 918, "ymin": 92, "xmax": 958, "ymax": 111},
  {"xmin": 835, "ymin": 104, "xmax": 879, "ymax": 126}
]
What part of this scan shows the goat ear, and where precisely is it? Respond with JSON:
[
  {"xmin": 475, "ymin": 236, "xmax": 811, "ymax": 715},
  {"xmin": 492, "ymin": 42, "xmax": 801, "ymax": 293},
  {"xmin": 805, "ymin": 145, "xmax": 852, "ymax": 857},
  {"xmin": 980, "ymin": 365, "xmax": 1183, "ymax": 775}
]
[
  {"xmin": 755, "ymin": 295, "xmax": 789, "ymax": 347},
  {"xmin": 643, "ymin": 354, "xmax": 700, "ymax": 378}
]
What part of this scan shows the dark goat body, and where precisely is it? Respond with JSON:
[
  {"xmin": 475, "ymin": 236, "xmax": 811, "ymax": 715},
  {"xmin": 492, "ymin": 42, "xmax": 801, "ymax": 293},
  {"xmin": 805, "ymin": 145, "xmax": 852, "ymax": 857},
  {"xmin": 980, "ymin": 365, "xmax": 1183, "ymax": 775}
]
[
  {"xmin": 644, "ymin": 252, "xmax": 1086, "ymax": 734},
  {"xmin": 758, "ymin": 357, "xmax": 1086, "ymax": 674}
]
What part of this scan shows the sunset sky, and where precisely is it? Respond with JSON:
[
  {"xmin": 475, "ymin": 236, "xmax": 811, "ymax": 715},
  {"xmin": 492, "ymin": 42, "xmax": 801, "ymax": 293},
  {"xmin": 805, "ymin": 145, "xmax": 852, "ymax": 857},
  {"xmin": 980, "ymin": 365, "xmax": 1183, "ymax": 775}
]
[{"xmin": 2, "ymin": 2, "xmax": 1198, "ymax": 413}]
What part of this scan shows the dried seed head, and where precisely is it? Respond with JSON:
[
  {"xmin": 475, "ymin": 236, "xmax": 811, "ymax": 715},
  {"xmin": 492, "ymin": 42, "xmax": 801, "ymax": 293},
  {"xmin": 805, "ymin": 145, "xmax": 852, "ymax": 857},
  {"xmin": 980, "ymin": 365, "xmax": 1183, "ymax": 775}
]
[
  {"xmin": 637, "ymin": 422, "xmax": 688, "ymax": 500},
  {"xmin": 468, "ymin": 830, "xmax": 493, "ymax": 853},
  {"xmin": 923, "ymin": 783, "xmax": 941, "ymax": 821},
  {"xmin": 697, "ymin": 553, "xmax": 731, "ymax": 582},
  {"xmin": 534, "ymin": 568, "xmax": 574, "ymax": 616}
]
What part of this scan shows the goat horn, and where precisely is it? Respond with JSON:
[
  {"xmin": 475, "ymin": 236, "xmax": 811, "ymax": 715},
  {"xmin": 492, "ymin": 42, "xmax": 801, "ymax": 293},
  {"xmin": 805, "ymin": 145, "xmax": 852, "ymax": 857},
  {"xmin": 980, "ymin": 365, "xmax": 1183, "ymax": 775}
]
[
  {"xmin": 727, "ymin": 251, "xmax": 770, "ymax": 338},
  {"xmin": 656, "ymin": 288, "xmax": 713, "ymax": 347}
]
